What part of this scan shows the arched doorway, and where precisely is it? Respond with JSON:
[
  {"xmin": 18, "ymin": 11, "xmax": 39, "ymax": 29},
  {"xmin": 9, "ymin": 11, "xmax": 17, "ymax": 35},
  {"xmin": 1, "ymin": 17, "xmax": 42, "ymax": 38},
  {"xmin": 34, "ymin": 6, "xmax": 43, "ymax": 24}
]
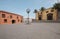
[
  {"xmin": 12, "ymin": 20, "xmax": 16, "ymax": 24},
  {"xmin": 39, "ymin": 15, "xmax": 42, "ymax": 20},
  {"xmin": 47, "ymin": 13, "xmax": 53, "ymax": 20}
]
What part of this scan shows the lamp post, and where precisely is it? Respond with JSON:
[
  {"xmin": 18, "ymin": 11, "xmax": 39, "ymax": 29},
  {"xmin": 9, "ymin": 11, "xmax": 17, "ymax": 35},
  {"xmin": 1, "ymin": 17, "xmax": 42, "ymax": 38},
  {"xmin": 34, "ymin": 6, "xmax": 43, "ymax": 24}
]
[{"xmin": 26, "ymin": 8, "xmax": 30, "ymax": 24}]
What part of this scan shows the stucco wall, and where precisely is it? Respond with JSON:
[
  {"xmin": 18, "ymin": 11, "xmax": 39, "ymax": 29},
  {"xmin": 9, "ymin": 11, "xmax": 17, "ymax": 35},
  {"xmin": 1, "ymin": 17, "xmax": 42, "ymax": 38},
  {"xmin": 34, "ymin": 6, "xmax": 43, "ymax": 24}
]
[
  {"xmin": 35, "ymin": 8, "xmax": 58, "ymax": 21},
  {"xmin": 42, "ymin": 8, "xmax": 57, "ymax": 21},
  {"xmin": 0, "ymin": 11, "xmax": 23, "ymax": 24}
]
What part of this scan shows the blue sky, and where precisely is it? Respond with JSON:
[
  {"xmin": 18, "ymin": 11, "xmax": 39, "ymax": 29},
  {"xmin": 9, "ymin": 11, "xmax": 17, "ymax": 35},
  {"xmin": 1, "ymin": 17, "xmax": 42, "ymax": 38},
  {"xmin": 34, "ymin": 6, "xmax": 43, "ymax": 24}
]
[{"xmin": 0, "ymin": 0, "xmax": 57, "ymax": 18}]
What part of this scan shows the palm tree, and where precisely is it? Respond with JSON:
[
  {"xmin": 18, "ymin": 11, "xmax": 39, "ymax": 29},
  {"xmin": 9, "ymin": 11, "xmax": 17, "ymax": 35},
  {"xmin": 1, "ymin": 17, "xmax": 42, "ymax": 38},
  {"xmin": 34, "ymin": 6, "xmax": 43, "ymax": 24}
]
[
  {"xmin": 53, "ymin": 3, "xmax": 60, "ymax": 11},
  {"xmin": 53, "ymin": 3, "xmax": 60, "ymax": 20},
  {"xmin": 34, "ymin": 9, "xmax": 38, "ymax": 13},
  {"xmin": 40, "ymin": 7, "xmax": 45, "ymax": 11}
]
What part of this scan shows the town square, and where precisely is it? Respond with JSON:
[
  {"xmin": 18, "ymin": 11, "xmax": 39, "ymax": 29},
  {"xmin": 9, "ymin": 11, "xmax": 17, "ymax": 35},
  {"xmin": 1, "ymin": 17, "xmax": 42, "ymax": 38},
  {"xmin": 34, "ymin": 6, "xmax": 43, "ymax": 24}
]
[{"xmin": 0, "ymin": 0, "xmax": 60, "ymax": 39}]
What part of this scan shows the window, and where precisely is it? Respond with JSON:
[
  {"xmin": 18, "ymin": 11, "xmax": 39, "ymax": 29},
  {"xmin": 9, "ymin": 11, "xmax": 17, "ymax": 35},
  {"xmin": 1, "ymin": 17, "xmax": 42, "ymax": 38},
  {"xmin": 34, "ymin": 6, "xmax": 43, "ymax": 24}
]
[
  {"xmin": 4, "ymin": 19, "xmax": 7, "ymax": 23},
  {"xmin": 2, "ymin": 14, "xmax": 5, "ymax": 18},
  {"xmin": 17, "ymin": 16, "xmax": 18, "ymax": 19},
  {"xmin": 21, "ymin": 20, "xmax": 22, "ymax": 22},
  {"xmin": 46, "ymin": 11, "xmax": 48, "ymax": 13},
  {"xmin": 18, "ymin": 20, "xmax": 19, "ymax": 22},
  {"xmin": 51, "ymin": 10, "xmax": 54, "ymax": 12},
  {"xmin": 41, "ymin": 12, "xmax": 42, "ymax": 14},
  {"xmin": 10, "ymin": 15, "xmax": 12, "ymax": 18}
]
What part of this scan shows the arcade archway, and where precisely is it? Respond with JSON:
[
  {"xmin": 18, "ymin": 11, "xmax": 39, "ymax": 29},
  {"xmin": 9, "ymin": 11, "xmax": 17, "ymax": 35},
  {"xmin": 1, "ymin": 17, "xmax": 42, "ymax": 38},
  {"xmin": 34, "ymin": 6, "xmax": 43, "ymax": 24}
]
[
  {"xmin": 38, "ymin": 15, "xmax": 42, "ymax": 20},
  {"xmin": 47, "ymin": 13, "xmax": 53, "ymax": 20},
  {"xmin": 12, "ymin": 20, "xmax": 16, "ymax": 24}
]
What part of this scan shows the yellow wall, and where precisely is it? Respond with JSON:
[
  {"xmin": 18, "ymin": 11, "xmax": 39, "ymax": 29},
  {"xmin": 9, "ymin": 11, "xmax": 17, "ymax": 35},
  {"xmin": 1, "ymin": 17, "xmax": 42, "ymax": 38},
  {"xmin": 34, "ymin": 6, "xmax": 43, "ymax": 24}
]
[
  {"xmin": 35, "ymin": 12, "xmax": 39, "ymax": 21},
  {"xmin": 35, "ymin": 8, "xmax": 58, "ymax": 21}
]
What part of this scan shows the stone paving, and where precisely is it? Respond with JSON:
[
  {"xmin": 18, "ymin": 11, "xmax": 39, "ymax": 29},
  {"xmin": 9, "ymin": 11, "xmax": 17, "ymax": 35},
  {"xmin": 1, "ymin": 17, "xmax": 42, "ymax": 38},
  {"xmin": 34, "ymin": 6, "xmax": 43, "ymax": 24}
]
[{"xmin": 0, "ymin": 23, "xmax": 60, "ymax": 39}]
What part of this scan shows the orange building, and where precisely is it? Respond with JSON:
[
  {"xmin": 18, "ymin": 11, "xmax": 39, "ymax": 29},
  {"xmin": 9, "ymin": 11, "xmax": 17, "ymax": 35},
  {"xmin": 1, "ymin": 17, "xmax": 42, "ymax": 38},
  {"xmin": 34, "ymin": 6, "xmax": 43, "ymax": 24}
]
[{"xmin": 0, "ymin": 10, "xmax": 23, "ymax": 24}]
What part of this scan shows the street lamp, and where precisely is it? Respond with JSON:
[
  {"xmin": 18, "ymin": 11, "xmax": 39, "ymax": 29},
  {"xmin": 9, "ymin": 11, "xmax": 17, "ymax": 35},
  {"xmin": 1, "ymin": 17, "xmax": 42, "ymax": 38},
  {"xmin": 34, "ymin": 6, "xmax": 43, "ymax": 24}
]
[{"xmin": 26, "ymin": 8, "xmax": 30, "ymax": 24}]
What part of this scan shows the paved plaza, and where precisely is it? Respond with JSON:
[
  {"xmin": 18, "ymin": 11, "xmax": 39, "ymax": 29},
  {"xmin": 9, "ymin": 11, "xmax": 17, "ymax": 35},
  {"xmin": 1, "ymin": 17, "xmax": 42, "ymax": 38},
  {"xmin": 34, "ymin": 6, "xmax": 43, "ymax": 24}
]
[{"xmin": 0, "ymin": 23, "xmax": 60, "ymax": 39}]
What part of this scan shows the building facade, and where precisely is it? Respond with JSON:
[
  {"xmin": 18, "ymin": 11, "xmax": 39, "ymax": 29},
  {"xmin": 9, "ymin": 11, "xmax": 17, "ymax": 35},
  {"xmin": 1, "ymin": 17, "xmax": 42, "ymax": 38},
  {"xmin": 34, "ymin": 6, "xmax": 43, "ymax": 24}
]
[
  {"xmin": 0, "ymin": 11, "xmax": 23, "ymax": 24},
  {"xmin": 35, "ymin": 8, "xmax": 59, "ymax": 21}
]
